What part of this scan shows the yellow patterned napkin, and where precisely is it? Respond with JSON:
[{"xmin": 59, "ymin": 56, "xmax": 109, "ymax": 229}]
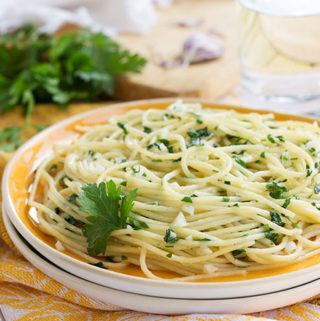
[{"xmin": 1, "ymin": 153, "xmax": 320, "ymax": 321}]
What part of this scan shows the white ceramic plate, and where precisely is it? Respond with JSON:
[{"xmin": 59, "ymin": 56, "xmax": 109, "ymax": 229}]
[
  {"xmin": 4, "ymin": 208, "xmax": 320, "ymax": 314},
  {"xmin": 3, "ymin": 99, "xmax": 320, "ymax": 301}
]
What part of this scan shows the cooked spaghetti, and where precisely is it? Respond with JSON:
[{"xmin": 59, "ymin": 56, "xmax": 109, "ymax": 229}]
[{"xmin": 29, "ymin": 100, "xmax": 320, "ymax": 281}]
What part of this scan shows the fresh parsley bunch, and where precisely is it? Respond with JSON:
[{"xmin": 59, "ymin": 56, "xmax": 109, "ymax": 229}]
[{"xmin": 0, "ymin": 24, "xmax": 146, "ymax": 122}]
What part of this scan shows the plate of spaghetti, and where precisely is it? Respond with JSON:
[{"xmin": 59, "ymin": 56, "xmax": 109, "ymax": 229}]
[{"xmin": 4, "ymin": 99, "xmax": 320, "ymax": 311}]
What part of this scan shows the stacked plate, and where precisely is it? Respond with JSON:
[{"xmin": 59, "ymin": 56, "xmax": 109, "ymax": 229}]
[{"xmin": 2, "ymin": 99, "xmax": 320, "ymax": 315}]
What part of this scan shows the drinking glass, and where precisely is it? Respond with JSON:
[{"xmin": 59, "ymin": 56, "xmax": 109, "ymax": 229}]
[{"xmin": 238, "ymin": 0, "xmax": 320, "ymax": 102}]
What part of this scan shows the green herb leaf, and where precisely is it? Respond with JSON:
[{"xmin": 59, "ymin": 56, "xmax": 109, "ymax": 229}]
[
  {"xmin": 270, "ymin": 211, "xmax": 285, "ymax": 227},
  {"xmin": 232, "ymin": 249, "xmax": 246, "ymax": 258},
  {"xmin": 117, "ymin": 122, "xmax": 128, "ymax": 135},
  {"xmin": 187, "ymin": 127, "xmax": 212, "ymax": 147},
  {"xmin": 164, "ymin": 228, "xmax": 179, "ymax": 243},
  {"xmin": 89, "ymin": 262, "xmax": 107, "ymax": 269},
  {"xmin": 181, "ymin": 196, "xmax": 192, "ymax": 203},
  {"xmin": 78, "ymin": 181, "xmax": 137, "ymax": 256},
  {"xmin": 282, "ymin": 198, "xmax": 291, "ymax": 209},
  {"xmin": 0, "ymin": 25, "xmax": 146, "ymax": 122},
  {"xmin": 143, "ymin": 126, "xmax": 152, "ymax": 133},
  {"xmin": 266, "ymin": 182, "xmax": 288, "ymax": 199},
  {"xmin": 225, "ymin": 134, "xmax": 253, "ymax": 145},
  {"xmin": 267, "ymin": 135, "xmax": 276, "ymax": 144},
  {"xmin": 232, "ymin": 155, "xmax": 247, "ymax": 168},
  {"xmin": 281, "ymin": 214, "xmax": 299, "ymax": 228}
]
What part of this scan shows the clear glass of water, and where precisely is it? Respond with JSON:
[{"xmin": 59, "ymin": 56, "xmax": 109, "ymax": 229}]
[{"xmin": 238, "ymin": 0, "xmax": 320, "ymax": 102}]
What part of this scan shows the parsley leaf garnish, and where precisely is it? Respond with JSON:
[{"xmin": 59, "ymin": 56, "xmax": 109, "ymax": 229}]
[
  {"xmin": 263, "ymin": 224, "xmax": 280, "ymax": 244},
  {"xmin": 164, "ymin": 228, "xmax": 179, "ymax": 243},
  {"xmin": 89, "ymin": 261, "xmax": 107, "ymax": 269},
  {"xmin": 181, "ymin": 196, "xmax": 193, "ymax": 203},
  {"xmin": 281, "ymin": 214, "xmax": 299, "ymax": 228},
  {"xmin": 270, "ymin": 211, "xmax": 285, "ymax": 227},
  {"xmin": 117, "ymin": 122, "xmax": 128, "ymax": 136},
  {"xmin": 267, "ymin": 135, "xmax": 276, "ymax": 144},
  {"xmin": 225, "ymin": 134, "xmax": 253, "ymax": 145},
  {"xmin": 232, "ymin": 249, "xmax": 246, "ymax": 259},
  {"xmin": 78, "ymin": 181, "xmax": 137, "ymax": 256},
  {"xmin": 282, "ymin": 198, "xmax": 291, "ymax": 209},
  {"xmin": 187, "ymin": 127, "xmax": 212, "ymax": 147},
  {"xmin": 266, "ymin": 182, "xmax": 288, "ymax": 199},
  {"xmin": 143, "ymin": 126, "xmax": 152, "ymax": 133},
  {"xmin": 232, "ymin": 155, "xmax": 247, "ymax": 168}
]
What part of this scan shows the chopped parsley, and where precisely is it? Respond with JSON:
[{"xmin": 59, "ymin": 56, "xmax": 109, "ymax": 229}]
[
  {"xmin": 222, "ymin": 197, "xmax": 230, "ymax": 202},
  {"xmin": 266, "ymin": 182, "xmax": 288, "ymax": 199},
  {"xmin": 121, "ymin": 255, "xmax": 128, "ymax": 260},
  {"xmin": 224, "ymin": 181, "xmax": 231, "ymax": 185},
  {"xmin": 197, "ymin": 238, "xmax": 212, "ymax": 241},
  {"xmin": 306, "ymin": 165, "xmax": 312, "ymax": 177},
  {"xmin": 166, "ymin": 253, "xmax": 173, "ymax": 258},
  {"xmin": 306, "ymin": 147, "xmax": 316, "ymax": 153},
  {"xmin": 164, "ymin": 228, "xmax": 179, "ymax": 243},
  {"xmin": 270, "ymin": 211, "xmax": 285, "ymax": 227},
  {"xmin": 225, "ymin": 134, "xmax": 253, "ymax": 145},
  {"xmin": 187, "ymin": 127, "xmax": 212, "ymax": 147},
  {"xmin": 232, "ymin": 155, "xmax": 247, "ymax": 168},
  {"xmin": 158, "ymin": 138, "xmax": 174, "ymax": 153},
  {"xmin": 117, "ymin": 122, "xmax": 128, "ymax": 135},
  {"xmin": 88, "ymin": 150, "xmax": 95, "ymax": 156},
  {"xmin": 181, "ymin": 196, "xmax": 192, "ymax": 203},
  {"xmin": 312, "ymin": 202, "xmax": 320, "ymax": 211},
  {"xmin": 143, "ymin": 127, "xmax": 152, "ymax": 133},
  {"xmin": 281, "ymin": 214, "xmax": 299, "ymax": 228},
  {"xmin": 146, "ymin": 143, "xmax": 161, "ymax": 150},
  {"xmin": 232, "ymin": 249, "xmax": 246, "ymax": 259},
  {"xmin": 89, "ymin": 262, "xmax": 107, "ymax": 269},
  {"xmin": 132, "ymin": 166, "xmax": 140, "ymax": 174},
  {"xmin": 267, "ymin": 135, "xmax": 276, "ymax": 144},
  {"xmin": 152, "ymin": 159, "xmax": 162, "ymax": 162},
  {"xmin": 120, "ymin": 181, "xmax": 127, "ymax": 186},
  {"xmin": 282, "ymin": 198, "xmax": 291, "ymax": 209},
  {"xmin": 263, "ymin": 224, "xmax": 280, "ymax": 244}
]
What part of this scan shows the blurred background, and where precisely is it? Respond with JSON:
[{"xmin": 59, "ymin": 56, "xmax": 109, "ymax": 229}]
[{"xmin": 0, "ymin": 0, "xmax": 320, "ymax": 154}]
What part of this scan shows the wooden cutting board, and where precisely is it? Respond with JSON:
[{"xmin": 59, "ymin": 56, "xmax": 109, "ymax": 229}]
[{"xmin": 114, "ymin": 0, "xmax": 239, "ymax": 100}]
